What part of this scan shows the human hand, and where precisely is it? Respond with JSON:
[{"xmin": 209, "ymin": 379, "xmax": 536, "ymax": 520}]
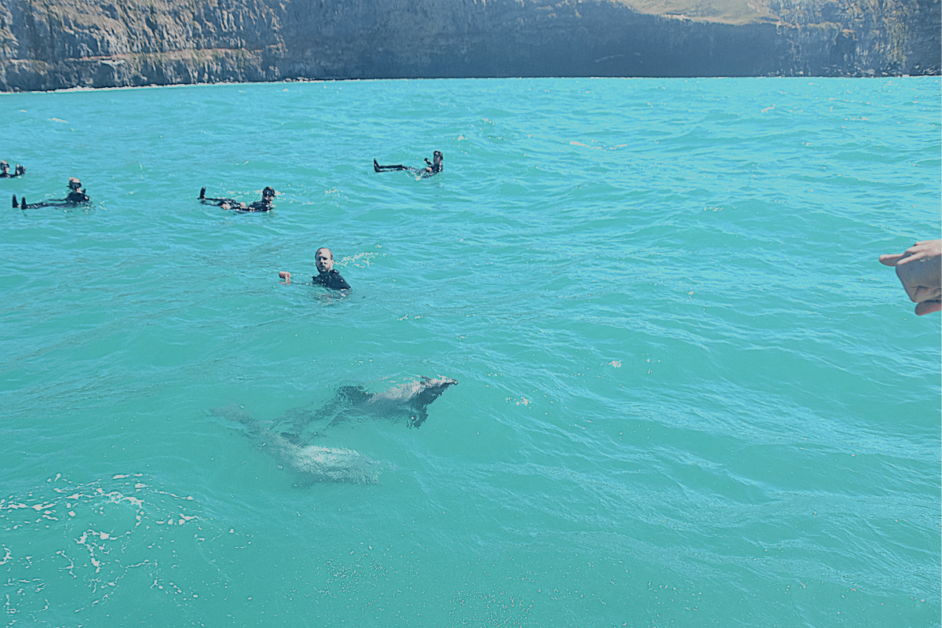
[
  {"xmin": 879, "ymin": 239, "xmax": 941, "ymax": 314},
  {"xmin": 879, "ymin": 239, "xmax": 942, "ymax": 267}
]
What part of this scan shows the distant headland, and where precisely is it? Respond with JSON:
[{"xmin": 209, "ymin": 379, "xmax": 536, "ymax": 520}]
[{"xmin": 0, "ymin": 0, "xmax": 938, "ymax": 92}]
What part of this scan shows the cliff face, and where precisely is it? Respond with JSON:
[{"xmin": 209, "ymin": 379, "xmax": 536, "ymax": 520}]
[{"xmin": 0, "ymin": 0, "xmax": 937, "ymax": 91}]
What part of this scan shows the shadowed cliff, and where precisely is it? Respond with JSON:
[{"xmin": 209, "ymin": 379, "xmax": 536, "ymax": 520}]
[{"xmin": 0, "ymin": 0, "xmax": 938, "ymax": 91}]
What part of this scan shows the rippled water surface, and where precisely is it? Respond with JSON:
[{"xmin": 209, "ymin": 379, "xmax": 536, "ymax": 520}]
[{"xmin": 1, "ymin": 77, "xmax": 939, "ymax": 627}]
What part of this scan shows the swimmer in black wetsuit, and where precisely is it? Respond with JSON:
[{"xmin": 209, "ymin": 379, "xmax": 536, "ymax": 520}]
[
  {"xmin": 373, "ymin": 151, "xmax": 443, "ymax": 179},
  {"xmin": 278, "ymin": 246, "xmax": 351, "ymax": 291},
  {"xmin": 13, "ymin": 177, "xmax": 89, "ymax": 209},
  {"xmin": 0, "ymin": 161, "xmax": 25, "ymax": 178},
  {"xmin": 199, "ymin": 186, "xmax": 275, "ymax": 212}
]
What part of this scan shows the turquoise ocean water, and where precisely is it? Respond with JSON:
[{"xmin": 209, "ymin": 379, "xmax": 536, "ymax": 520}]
[{"xmin": 1, "ymin": 77, "xmax": 939, "ymax": 627}]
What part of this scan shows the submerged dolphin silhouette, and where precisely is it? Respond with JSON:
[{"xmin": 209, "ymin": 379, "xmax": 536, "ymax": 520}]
[
  {"xmin": 213, "ymin": 403, "xmax": 381, "ymax": 484},
  {"xmin": 216, "ymin": 376, "xmax": 457, "ymax": 484},
  {"xmin": 260, "ymin": 433, "xmax": 381, "ymax": 485}
]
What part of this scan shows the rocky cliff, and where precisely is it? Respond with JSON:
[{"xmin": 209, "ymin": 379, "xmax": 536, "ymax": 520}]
[{"xmin": 0, "ymin": 0, "xmax": 938, "ymax": 91}]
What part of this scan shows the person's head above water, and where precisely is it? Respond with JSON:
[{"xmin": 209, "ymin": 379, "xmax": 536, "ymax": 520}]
[
  {"xmin": 0, "ymin": 161, "xmax": 8, "ymax": 174},
  {"xmin": 315, "ymin": 247, "xmax": 335, "ymax": 274},
  {"xmin": 68, "ymin": 177, "xmax": 82, "ymax": 191},
  {"xmin": 433, "ymin": 151, "xmax": 443, "ymax": 166},
  {"xmin": 262, "ymin": 186, "xmax": 275, "ymax": 201}
]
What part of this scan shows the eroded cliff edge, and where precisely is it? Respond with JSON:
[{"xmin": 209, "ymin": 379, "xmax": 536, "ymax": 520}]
[{"xmin": 0, "ymin": 0, "xmax": 938, "ymax": 91}]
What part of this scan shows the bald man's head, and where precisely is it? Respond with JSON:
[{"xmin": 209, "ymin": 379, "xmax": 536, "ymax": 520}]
[{"xmin": 315, "ymin": 247, "xmax": 334, "ymax": 274}]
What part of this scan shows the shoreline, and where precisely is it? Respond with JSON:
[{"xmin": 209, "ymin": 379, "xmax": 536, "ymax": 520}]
[{"xmin": 0, "ymin": 73, "xmax": 938, "ymax": 97}]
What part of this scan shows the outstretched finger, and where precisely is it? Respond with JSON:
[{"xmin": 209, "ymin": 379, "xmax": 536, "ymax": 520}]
[{"xmin": 879, "ymin": 253, "xmax": 905, "ymax": 267}]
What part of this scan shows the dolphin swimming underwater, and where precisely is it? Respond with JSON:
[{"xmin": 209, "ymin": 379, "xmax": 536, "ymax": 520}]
[
  {"xmin": 316, "ymin": 375, "xmax": 458, "ymax": 429},
  {"xmin": 216, "ymin": 376, "xmax": 457, "ymax": 485},
  {"xmin": 211, "ymin": 403, "xmax": 380, "ymax": 484},
  {"xmin": 261, "ymin": 433, "xmax": 381, "ymax": 485}
]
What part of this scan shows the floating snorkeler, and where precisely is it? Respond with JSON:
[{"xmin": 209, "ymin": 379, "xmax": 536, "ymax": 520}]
[
  {"xmin": 373, "ymin": 151, "xmax": 443, "ymax": 179},
  {"xmin": 12, "ymin": 177, "xmax": 89, "ymax": 209},
  {"xmin": 199, "ymin": 186, "xmax": 275, "ymax": 212},
  {"xmin": 0, "ymin": 160, "xmax": 25, "ymax": 178}
]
